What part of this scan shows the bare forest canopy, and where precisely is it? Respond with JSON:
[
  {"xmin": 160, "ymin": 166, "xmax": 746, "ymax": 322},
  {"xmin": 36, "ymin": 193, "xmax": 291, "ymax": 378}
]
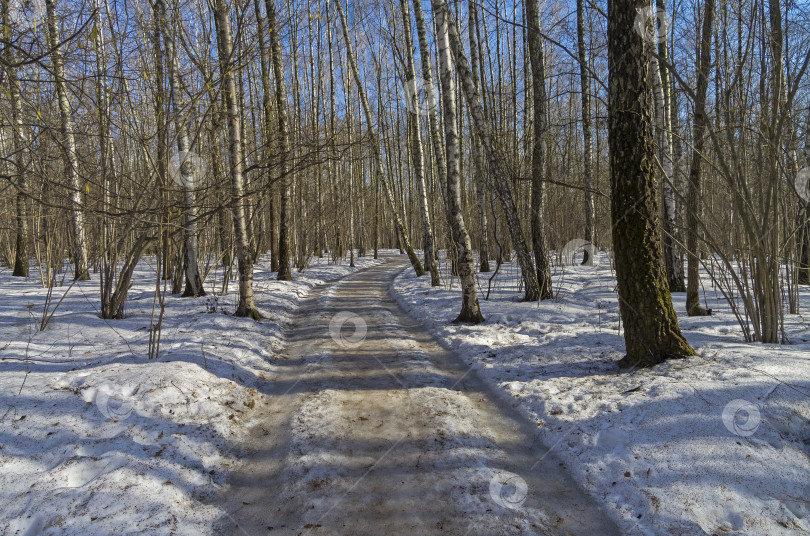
[{"xmin": 1, "ymin": 0, "xmax": 809, "ymax": 364}]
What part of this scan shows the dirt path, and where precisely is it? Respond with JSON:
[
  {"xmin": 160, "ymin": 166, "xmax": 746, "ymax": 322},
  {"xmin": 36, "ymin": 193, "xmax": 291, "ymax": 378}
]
[{"xmin": 216, "ymin": 256, "xmax": 620, "ymax": 535}]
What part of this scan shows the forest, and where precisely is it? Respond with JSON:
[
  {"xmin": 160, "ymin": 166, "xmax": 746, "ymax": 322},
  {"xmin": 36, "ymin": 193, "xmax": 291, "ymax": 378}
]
[{"xmin": 1, "ymin": 0, "xmax": 809, "ymax": 533}]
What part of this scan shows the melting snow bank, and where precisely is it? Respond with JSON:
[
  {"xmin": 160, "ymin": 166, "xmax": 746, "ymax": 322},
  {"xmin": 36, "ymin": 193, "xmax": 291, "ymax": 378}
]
[
  {"xmin": 0, "ymin": 253, "xmax": 382, "ymax": 535},
  {"xmin": 391, "ymin": 254, "xmax": 810, "ymax": 536}
]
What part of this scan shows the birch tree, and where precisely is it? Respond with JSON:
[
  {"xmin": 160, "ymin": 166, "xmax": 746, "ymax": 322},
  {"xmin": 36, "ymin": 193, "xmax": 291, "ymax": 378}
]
[
  {"xmin": 400, "ymin": 0, "xmax": 439, "ymax": 286},
  {"xmin": 525, "ymin": 0, "xmax": 553, "ymax": 299},
  {"xmin": 214, "ymin": 0, "xmax": 260, "ymax": 318},
  {"xmin": 468, "ymin": 1, "xmax": 490, "ymax": 273},
  {"xmin": 434, "ymin": 0, "xmax": 540, "ymax": 301},
  {"xmin": 2, "ymin": 0, "xmax": 28, "ymax": 277},
  {"xmin": 650, "ymin": 0, "xmax": 685, "ymax": 292},
  {"xmin": 685, "ymin": 0, "xmax": 714, "ymax": 317},
  {"xmin": 44, "ymin": 0, "xmax": 90, "ymax": 280},
  {"xmin": 165, "ymin": 1, "xmax": 205, "ymax": 297},
  {"xmin": 577, "ymin": 0, "xmax": 595, "ymax": 265},
  {"xmin": 432, "ymin": 0, "xmax": 483, "ymax": 323}
]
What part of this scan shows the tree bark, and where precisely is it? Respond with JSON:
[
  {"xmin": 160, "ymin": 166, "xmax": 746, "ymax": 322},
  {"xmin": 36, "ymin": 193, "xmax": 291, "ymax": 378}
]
[
  {"xmin": 607, "ymin": 0, "xmax": 696, "ymax": 368},
  {"xmin": 253, "ymin": 0, "xmax": 278, "ymax": 271},
  {"xmin": 412, "ymin": 0, "xmax": 449, "ymax": 244},
  {"xmin": 468, "ymin": 2, "xmax": 490, "ymax": 273},
  {"xmin": 433, "ymin": 0, "xmax": 483, "ymax": 323},
  {"xmin": 214, "ymin": 0, "xmax": 259, "ymax": 318},
  {"xmin": 685, "ymin": 0, "xmax": 715, "ymax": 316},
  {"xmin": 577, "ymin": 0, "xmax": 596, "ymax": 266},
  {"xmin": 799, "ymin": 112, "xmax": 810, "ymax": 285},
  {"xmin": 44, "ymin": 0, "xmax": 90, "ymax": 280},
  {"xmin": 264, "ymin": 0, "xmax": 293, "ymax": 281},
  {"xmin": 400, "ymin": 0, "xmax": 439, "ymax": 285},
  {"xmin": 652, "ymin": 53, "xmax": 684, "ymax": 292},
  {"xmin": 652, "ymin": 0, "xmax": 685, "ymax": 292},
  {"xmin": 435, "ymin": 0, "xmax": 539, "ymax": 301},
  {"xmin": 2, "ymin": 0, "xmax": 28, "ymax": 277},
  {"xmin": 525, "ymin": 0, "xmax": 553, "ymax": 299},
  {"xmin": 165, "ymin": 2, "xmax": 205, "ymax": 297}
]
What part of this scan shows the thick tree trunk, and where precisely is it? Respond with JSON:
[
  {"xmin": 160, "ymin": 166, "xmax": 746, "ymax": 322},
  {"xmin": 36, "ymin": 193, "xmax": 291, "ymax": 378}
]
[
  {"xmin": 400, "ymin": 0, "xmax": 439, "ymax": 285},
  {"xmin": 214, "ymin": 0, "xmax": 259, "ymax": 318},
  {"xmin": 577, "ymin": 0, "xmax": 596, "ymax": 266},
  {"xmin": 45, "ymin": 0, "xmax": 90, "ymax": 280},
  {"xmin": 525, "ymin": 0, "xmax": 553, "ymax": 300},
  {"xmin": 685, "ymin": 0, "xmax": 715, "ymax": 316},
  {"xmin": 435, "ymin": 0, "xmax": 539, "ymax": 301},
  {"xmin": 607, "ymin": 0, "xmax": 696, "ymax": 368},
  {"xmin": 433, "ymin": 1, "xmax": 483, "ymax": 323},
  {"xmin": 334, "ymin": 0, "xmax": 424, "ymax": 276},
  {"xmin": 2, "ymin": 0, "xmax": 28, "ymax": 277},
  {"xmin": 165, "ymin": 4, "xmax": 205, "ymax": 297}
]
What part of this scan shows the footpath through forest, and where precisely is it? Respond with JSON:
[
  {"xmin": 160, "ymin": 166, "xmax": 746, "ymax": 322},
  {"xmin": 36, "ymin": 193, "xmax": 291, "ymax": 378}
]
[{"xmin": 217, "ymin": 256, "xmax": 620, "ymax": 535}]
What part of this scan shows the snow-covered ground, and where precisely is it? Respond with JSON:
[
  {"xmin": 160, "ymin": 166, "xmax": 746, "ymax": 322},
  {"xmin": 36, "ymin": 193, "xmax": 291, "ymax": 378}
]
[
  {"xmin": 0, "ymin": 254, "xmax": 382, "ymax": 535},
  {"xmin": 392, "ymin": 252, "xmax": 810, "ymax": 536},
  {"xmin": 3, "ymin": 248, "xmax": 808, "ymax": 536}
]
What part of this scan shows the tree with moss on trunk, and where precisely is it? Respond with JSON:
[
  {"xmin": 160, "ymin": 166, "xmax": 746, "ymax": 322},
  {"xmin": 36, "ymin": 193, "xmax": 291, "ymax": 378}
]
[{"xmin": 607, "ymin": 0, "xmax": 696, "ymax": 368}]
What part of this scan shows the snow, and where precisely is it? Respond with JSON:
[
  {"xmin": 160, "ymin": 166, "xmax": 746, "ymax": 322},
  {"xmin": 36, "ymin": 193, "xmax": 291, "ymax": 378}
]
[
  {"xmin": 0, "ymin": 254, "xmax": 382, "ymax": 535},
  {"xmin": 391, "ymin": 252, "xmax": 810, "ymax": 536},
  {"xmin": 2, "ymin": 248, "xmax": 808, "ymax": 535}
]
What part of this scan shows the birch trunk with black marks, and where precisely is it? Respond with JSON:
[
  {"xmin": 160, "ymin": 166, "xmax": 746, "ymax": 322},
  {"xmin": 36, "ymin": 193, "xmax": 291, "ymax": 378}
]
[
  {"xmin": 525, "ymin": 0, "xmax": 553, "ymax": 299},
  {"xmin": 400, "ymin": 0, "xmax": 439, "ymax": 285},
  {"xmin": 799, "ymin": 111, "xmax": 810, "ymax": 285},
  {"xmin": 433, "ymin": 1, "xmax": 483, "ymax": 323},
  {"xmin": 652, "ymin": 54, "xmax": 684, "ymax": 292},
  {"xmin": 214, "ymin": 0, "xmax": 259, "ymax": 318},
  {"xmin": 44, "ymin": 0, "xmax": 89, "ymax": 280},
  {"xmin": 650, "ymin": 0, "xmax": 685, "ymax": 293},
  {"xmin": 253, "ymin": 0, "xmax": 278, "ymax": 271},
  {"xmin": 2, "ymin": 0, "xmax": 28, "ymax": 277},
  {"xmin": 435, "ymin": 0, "xmax": 539, "ymax": 301},
  {"xmin": 265, "ymin": 0, "xmax": 293, "ymax": 281},
  {"xmin": 412, "ymin": 0, "xmax": 449, "ymax": 227},
  {"xmin": 468, "ymin": 1, "xmax": 490, "ymax": 273},
  {"xmin": 608, "ymin": 0, "xmax": 696, "ymax": 368},
  {"xmin": 165, "ymin": 3, "xmax": 205, "ymax": 297},
  {"xmin": 577, "ymin": 0, "xmax": 595, "ymax": 265}
]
